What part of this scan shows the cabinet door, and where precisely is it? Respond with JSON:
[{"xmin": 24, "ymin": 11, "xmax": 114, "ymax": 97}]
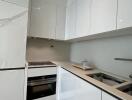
[
  {"xmin": 0, "ymin": 9, "xmax": 28, "ymax": 68},
  {"xmin": 57, "ymin": 67, "xmax": 101, "ymax": 100},
  {"xmin": 91, "ymin": 0, "xmax": 117, "ymax": 34},
  {"xmin": 55, "ymin": 0, "xmax": 66, "ymax": 40},
  {"xmin": 0, "ymin": 70, "xmax": 25, "ymax": 100},
  {"xmin": 28, "ymin": 67, "xmax": 57, "ymax": 77},
  {"xmin": 76, "ymin": 0, "xmax": 92, "ymax": 38},
  {"xmin": 102, "ymin": 92, "xmax": 118, "ymax": 100},
  {"xmin": 65, "ymin": 0, "xmax": 77, "ymax": 39},
  {"xmin": 2, "ymin": 0, "xmax": 29, "ymax": 7},
  {"xmin": 117, "ymin": 0, "xmax": 132, "ymax": 29},
  {"xmin": 30, "ymin": 0, "xmax": 56, "ymax": 39}
]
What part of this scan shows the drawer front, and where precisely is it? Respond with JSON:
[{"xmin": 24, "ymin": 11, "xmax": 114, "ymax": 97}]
[
  {"xmin": 28, "ymin": 67, "xmax": 57, "ymax": 77},
  {"xmin": 34, "ymin": 95, "xmax": 56, "ymax": 100}
]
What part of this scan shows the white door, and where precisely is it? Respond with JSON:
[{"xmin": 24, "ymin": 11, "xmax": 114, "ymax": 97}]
[
  {"xmin": 0, "ymin": 1, "xmax": 28, "ymax": 69},
  {"xmin": 0, "ymin": 69, "xmax": 25, "ymax": 100},
  {"xmin": 76, "ymin": 0, "xmax": 92, "ymax": 38},
  {"xmin": 91, "ymin": 0, "xmax": 117, "ymax": 34},
  {"xmin": 30, "ymin": 0, "xmax": 57, "ymax": 39},
  {"xmin": 65, "ymin": 0, "xmax": 77, "ymax": 39},
  {"xmin": 117, "ymin": 0, "xmax": 132, "ymax": 29},
  {"xmin": 57, "ymin": 67, "xmax": 101, "ymax": 100},
  {"xmin": 102, "ymin": 91, "xmax": 118, "ymax": 100}
]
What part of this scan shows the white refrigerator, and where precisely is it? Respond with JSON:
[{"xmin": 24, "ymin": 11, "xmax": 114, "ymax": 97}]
[{"xmin": 0, "ymin": 0, "xmax": 28, "ymax": 100}]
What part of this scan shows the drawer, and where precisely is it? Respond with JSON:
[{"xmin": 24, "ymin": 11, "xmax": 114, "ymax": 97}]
[
  {"xmin": 34, "ymin": 95, "xmax": 56, "ymax": 100},
  {"xmin": 28, "ymin": 67, "xmax": 57, "ymax": 77}
]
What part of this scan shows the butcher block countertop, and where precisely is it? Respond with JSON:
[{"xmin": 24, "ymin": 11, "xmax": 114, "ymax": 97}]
[{"xmin": 53, "ymin": 61, "xmax": 132, "ymax": 100}]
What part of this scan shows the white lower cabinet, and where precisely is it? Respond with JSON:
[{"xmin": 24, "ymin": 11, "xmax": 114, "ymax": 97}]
[
  {"xmin": 0, "ymin": 69, "xmax": 25, "ymax": 100},
  {"xmin": 102, "ymin": 91, "xmax": 118, "ymax": 100},
  {"xmin": 57, "ymin": 67, "xmax": 101, "ymax": 100}
]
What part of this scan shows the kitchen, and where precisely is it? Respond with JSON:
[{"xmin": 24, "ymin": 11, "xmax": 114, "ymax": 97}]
[{"xmin": 0, "ymin": 0, "xmax": 132, "ymax": 100}]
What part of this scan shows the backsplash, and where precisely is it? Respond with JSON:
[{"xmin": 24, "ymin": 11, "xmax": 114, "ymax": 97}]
[
  {"xmin": 26, "ymin": 38, "xmax": 71, "ymax": 62},
  {"xmin": 70, "ymin": 35, "xmax": 132, "ymax": 78}
]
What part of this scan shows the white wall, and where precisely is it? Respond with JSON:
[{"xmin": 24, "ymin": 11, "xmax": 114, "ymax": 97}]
[
  {"xmin": 26, "ymin": 38, "xmax": 71, "ymax": 62},
  {"xmin": 71, "ymin": 35, "xmax": 132, "ymax": 78}
]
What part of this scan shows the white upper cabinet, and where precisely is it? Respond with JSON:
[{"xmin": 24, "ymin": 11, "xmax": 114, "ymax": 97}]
[
  {"xmin": 29, "ymin": 0, "xmax": 66, "ymax": 40},
  {"xmin": 76, "ymin": 0, "xmax": 92, "ymax": 38},
  {"xmin": 91, "ymin": 0, "xmax": 117, "ymax": 34},
  {"xmin": 65, "ymin": 0, "xmax": 92, "ymax": 39},
  {"xmin": 56, "ymin": 0, "xmax": 66, "ymax": 40},
  {"xmin": 117, "ymin": 0, "xmax": 132, "ymax": 29},
  {"xmin": 65, "ymin": 0, "xmax": 77, "ymax": 39},
  {"xmin": 30, "ymin": 0, "xmax": 57, "ymax": 39},
  {"xmin": 57, "ymin": 67, "xmax": 101, "ymax": 100},
  {"xmin": 102, "ymin": 91, "xmax": 118, "ymax": 100}
]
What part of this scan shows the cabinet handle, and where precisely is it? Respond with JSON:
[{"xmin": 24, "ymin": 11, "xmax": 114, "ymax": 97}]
[{"xmin": 114, "ymin": 58, "xmax": 132, "ymax": 62}]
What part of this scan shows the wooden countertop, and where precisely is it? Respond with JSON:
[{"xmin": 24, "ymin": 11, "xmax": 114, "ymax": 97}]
[{"xmin": 53, "ymin": 61, "xmax": 132, "ymax": 100}]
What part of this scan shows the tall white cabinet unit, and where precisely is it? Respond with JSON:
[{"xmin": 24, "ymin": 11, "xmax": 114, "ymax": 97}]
[
  {"xmin": 0, "ymin": 70, "xmax": 25, "ymax": 100},
  {"xmin": 1, "ymin": 0, "xmax": 29, "ymax": 7},
  {"xmin": 91, "ymin": 0, "xmax": 117, "ymax": 34},
  {"xmin": 0, "ymin": 0, "xmax": 28, "ymax": 69},
  {"xmin": 0, "ymin": 0, "xmax": 28, "ymax": 100},
  {"xmin": 117, "ymin": 0, "xmax": 132, "ymax": 29},
  {"xmin": 57, "ymin": 67, "xmax": 101, "ymax": 100},
  {"xmin": 29, "ymin": 0, "xmax": 66, "ymax": 40}
]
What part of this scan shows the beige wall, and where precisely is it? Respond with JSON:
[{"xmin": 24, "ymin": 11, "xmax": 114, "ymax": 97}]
[
  {"xmin": 71, "ymin": 34, "xmax": 132, "ymax": 78},
  {"xmin": 26, "ymin": 38, "xmax": 70, "ymax": 62}
]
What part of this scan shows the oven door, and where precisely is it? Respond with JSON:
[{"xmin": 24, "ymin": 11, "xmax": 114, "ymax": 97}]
[{"xmin": 27, "ymin": 75, "xmax": 56, "ymax": 100}]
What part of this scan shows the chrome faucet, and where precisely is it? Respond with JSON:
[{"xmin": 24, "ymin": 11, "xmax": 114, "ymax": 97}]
[{"xmin": 129, "ymin": 74, "xmax": 132, "ymax": 79}]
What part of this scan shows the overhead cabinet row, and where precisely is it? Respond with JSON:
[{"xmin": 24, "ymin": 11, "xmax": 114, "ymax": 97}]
[
  {"xmin": 29, "ymin": 0, "xmax": 132, "ymax": 40},
  {"xmin": 66, "ymin": 0, "xmax": 132, "ymax": 40},
  {"xmin": 29, "ymin": 0, "xmax": 66, "ymax": 40}
]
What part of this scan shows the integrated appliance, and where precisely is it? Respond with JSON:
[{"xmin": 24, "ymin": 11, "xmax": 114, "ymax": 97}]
[
  {"xmin": 27, "ymin": 61, "xmax": 57, "ymax": 100},
  {"xmin": 27, "ymin": 74, "xmax": 56, "ymax": 100}
]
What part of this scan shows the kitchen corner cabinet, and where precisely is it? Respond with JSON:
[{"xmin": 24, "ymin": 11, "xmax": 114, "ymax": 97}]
[
  {"xmin": 0, "ymin": 70, "xmax": 25, "ymax": 100},
  {"xmin": 57, "ymin": 67, "xmax": 101, "ymax": 100},
  {"xmin": 29, "ymin": 0, "xmax": 66, "ymax": 40},
  {"xmin": 117, "ymin": 0, "xmax": 132, "ymax": 29},
  {"xmin": 102, "ymin": 91, "xmax": 118, "ymax": 100},
  {"xmin": 91, "ymin": 0, "xmax": 117, "ymax": 34}
]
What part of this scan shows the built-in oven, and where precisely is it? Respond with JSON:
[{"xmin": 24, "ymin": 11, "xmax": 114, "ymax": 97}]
[{"xmin": 27, "ymin": 74, "xmax": 56, "ymax": 100}]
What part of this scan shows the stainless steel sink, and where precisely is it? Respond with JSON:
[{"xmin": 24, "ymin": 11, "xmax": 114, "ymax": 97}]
[
  {"xmin": 118, "ymin": 84, "xmax": 132, "ymax": 96},
  {"xmin": 87, "ymin": 73, "xmax": 126, "ymax": 86}
]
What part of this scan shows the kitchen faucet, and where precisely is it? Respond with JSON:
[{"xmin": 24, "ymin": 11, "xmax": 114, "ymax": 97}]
[{"xmin": 129, "ymin": 74, "xmax": 132, "ymax": 79}]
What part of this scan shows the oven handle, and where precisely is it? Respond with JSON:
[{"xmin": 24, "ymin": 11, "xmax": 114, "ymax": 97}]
[{"xmin": 28, "ymin": 79, "xmax": 56, "ymax": 87}]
